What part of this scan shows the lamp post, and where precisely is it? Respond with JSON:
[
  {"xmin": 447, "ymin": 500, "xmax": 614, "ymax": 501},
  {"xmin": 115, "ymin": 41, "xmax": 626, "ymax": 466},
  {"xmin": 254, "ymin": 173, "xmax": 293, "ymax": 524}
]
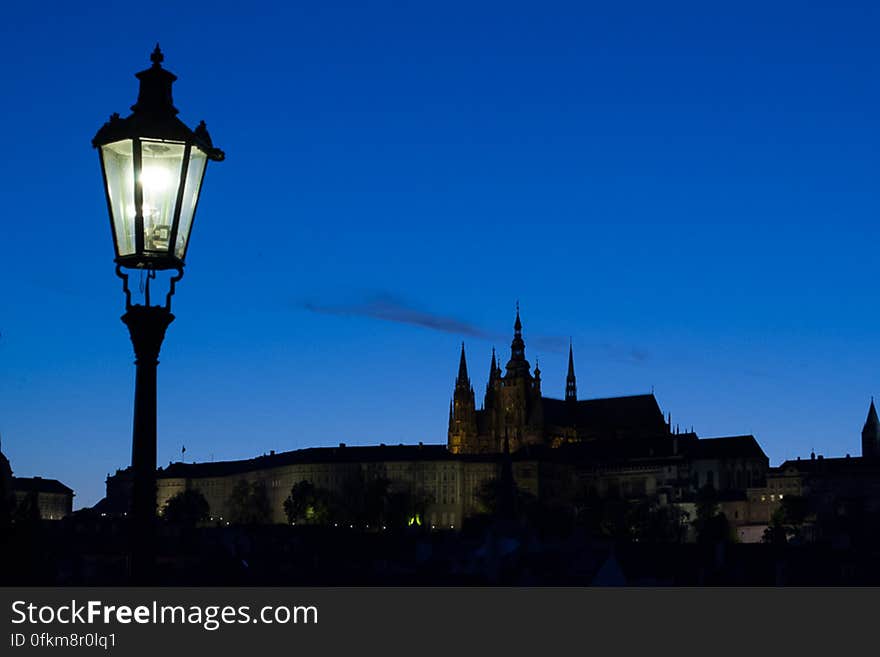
[{"xmin": 92, "ymin": 46, "xmax": 224, "ymax": 582}]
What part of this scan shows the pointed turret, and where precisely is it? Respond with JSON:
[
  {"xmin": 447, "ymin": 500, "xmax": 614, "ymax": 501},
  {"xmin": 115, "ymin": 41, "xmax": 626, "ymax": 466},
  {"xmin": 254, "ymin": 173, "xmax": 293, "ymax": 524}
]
[
  {"xmin": 565, "ymin": 340, "xmax": 577, "ymax": 402},
  {"xmin": 862, "ymin": 398, "xmax": 880, "ymax": 458}
]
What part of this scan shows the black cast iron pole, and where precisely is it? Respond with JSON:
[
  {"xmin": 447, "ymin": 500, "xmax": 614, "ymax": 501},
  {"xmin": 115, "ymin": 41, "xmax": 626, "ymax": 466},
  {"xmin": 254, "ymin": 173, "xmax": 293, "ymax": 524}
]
[{"xmin": 122, "ymin": 303, "xmax": 174, "ymax": 583}]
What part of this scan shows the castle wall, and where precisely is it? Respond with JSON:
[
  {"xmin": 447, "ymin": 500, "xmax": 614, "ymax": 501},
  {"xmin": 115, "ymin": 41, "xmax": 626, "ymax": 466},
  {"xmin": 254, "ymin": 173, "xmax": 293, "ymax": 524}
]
[{"xmin": 155, "ymin": 459, "xmax": 511, "ymax": 528}]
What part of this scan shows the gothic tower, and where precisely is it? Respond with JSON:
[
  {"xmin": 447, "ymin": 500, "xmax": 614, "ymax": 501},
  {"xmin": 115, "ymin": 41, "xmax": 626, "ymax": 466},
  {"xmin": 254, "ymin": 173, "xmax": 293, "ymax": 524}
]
[
  {"xmin": 496, "ymin": 305, "xmax": 543, "ymax": 452},
  {"xmin": 448, "ymin": 343, "xmax": 477, "ymax": 454},
  {"xmin": 565, "ymin": 341, "xmax": 577, "ymax": 402},
  {"xmin": 862, "ymin": 398, "xmax": 880, "ymax": 458}
]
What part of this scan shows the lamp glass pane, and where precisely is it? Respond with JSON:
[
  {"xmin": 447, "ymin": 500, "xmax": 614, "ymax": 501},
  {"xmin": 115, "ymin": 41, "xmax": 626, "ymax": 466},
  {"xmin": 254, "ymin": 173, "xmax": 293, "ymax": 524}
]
[
  {"xmin": 100, "ymin": 140, "xmax": 136, "ymax": 257},
  {"xmin": 174, "ymin": 146, "xmax": 208, "ymax": 260},
  {"xmin": 139, "ymin": 139, "xmax": 186, "ymax": 255}
]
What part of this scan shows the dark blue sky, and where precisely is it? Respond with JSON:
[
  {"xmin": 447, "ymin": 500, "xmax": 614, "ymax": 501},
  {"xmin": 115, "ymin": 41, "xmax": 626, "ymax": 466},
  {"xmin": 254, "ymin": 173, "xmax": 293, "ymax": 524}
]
[{"xmin": 2, "ymin": 1, "xmax": 879, "ymax": 507}]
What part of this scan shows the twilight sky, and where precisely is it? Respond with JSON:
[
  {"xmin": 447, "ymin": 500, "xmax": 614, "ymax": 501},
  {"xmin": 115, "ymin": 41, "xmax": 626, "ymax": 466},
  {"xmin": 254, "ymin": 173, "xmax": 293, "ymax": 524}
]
[{"xmin": 2, "ymin": 1, "xmax": 879, "ymax": 507}]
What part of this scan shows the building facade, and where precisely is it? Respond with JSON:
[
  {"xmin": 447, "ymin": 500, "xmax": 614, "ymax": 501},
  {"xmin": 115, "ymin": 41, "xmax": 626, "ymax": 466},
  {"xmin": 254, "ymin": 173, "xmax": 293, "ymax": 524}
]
[
  {"xmin": 0, "ymin": 435, "xmax": 75, "ymax": 521},
  {"xmin": 11, "ymin": 476, "xmax": 74, "ymax": 520}
]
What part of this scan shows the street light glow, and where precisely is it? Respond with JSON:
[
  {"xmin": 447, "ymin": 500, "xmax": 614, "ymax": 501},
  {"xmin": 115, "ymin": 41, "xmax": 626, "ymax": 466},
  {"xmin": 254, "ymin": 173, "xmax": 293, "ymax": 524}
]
[{"xmin": 140, "ymin": 165, "xmax": 173, "ymax": 192}]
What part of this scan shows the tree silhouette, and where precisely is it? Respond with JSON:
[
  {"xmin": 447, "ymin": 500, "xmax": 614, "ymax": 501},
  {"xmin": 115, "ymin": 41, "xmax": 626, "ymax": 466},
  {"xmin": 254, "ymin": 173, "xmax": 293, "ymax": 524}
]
[
  {"xmin": 628, "ymin": 498, "xmax": 690, "ymax": 543},
  {"xmin": 385, "ymin": 485, "xmax": 432, "ymax": 529},
  {"xmin": 363, "ymin": 476, "xmax": 392, "ymax": 527},
  {"xmin": 692, "ymin": 485, "xmax": 732, "ymax": 544},
  {"xmin": 162, "ymin": 489, "xmax": 210, "ymax": 527},
  {"xmin": 762, "ymin": 495, "xmax": 811, "ymax": 545},
  {"xmin": 227, "ymin": 480, "xmax": 272, "ymax": 525},
  {"xmin": 473, "ymin": 476, "xmax": 540, "ymax": 530},
  {"xmin": 283, "ymin": 476, "xmax": 422, "ymax": 528},
  {"xmin": 283, "ymin": 480, "xmax": 333, "ymax": 525}
]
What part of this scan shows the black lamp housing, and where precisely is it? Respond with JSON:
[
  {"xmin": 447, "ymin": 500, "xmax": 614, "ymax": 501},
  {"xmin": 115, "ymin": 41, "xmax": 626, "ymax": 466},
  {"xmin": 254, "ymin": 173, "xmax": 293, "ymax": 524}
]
[{"xmin": 93, "ymin": 45, "xmax": 224, "ymax": 271}]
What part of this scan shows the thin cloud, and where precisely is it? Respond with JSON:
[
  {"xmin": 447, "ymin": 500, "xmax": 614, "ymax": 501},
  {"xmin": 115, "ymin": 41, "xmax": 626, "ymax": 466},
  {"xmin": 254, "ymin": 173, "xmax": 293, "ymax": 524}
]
[
  {"xmin": 300, "ymin": 292, "xmax": 649, "ymax": 364},
  {"xmin": 301, "ymin": 293, "xmax": 498, "ymax": 340},
  {"xmin": 594, "ymin": 343, "xmax": 651, "ymax": 365}
]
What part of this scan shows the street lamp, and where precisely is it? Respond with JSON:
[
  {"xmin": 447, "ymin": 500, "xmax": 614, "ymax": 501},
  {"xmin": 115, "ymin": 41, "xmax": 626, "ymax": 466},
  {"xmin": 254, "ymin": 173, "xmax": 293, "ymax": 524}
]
[{"xmin": 92, "ymin": 45, "xmax": 224, "ymax": 581}]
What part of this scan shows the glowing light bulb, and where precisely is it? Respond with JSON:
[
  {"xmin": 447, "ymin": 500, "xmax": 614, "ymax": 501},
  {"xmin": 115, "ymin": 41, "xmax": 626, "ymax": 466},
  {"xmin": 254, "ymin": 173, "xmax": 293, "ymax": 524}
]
[{"xmin": 140, "ymin": 166, "xmax": 172, "ymax": 192}]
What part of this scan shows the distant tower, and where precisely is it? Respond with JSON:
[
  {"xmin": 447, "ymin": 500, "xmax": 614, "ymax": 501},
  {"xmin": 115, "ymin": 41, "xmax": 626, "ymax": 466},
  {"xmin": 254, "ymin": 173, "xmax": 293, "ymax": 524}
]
[
  {"xmin": 448, "ymin": 343, "xmax": 477, "ymax": 454},
  {"xmin": 862, "ymin": 398, "xmax": 880, "ymax": 458},
  {"xmin": 498, "ymin": 303, "xmax": 542, "ymax": 452},
  {"xmin": 484, "ymin": 347, "xmax": 500, "ymax": 409},
  {"xmin": 565, "ymin": 341, "xmax": 577, "ymax": 402}
]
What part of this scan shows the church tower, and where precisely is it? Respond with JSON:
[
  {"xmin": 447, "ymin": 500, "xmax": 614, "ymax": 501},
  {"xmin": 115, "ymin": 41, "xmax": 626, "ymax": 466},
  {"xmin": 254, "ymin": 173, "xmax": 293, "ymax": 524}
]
[
  {"xmin": 862, "ymin": 398, "xmax": 880, "ymax": 458},
  {"xmin": 565, "ymin": 341, "xmax": 577, "ymax": 402},
  {"xmin": 496, "ymin": 305, "xmax": 543, "ymax": 452},
  {"xmin": 448, "ymin": 343, "xmax": 477, "ymax": 454}
]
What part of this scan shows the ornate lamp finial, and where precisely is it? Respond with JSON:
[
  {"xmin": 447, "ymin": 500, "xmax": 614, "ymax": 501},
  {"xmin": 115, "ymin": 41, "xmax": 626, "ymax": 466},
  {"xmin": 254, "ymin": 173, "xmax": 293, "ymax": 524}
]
[{"xmin": 150, "ymin": 43, "xmax": 164, "ymax": 67}]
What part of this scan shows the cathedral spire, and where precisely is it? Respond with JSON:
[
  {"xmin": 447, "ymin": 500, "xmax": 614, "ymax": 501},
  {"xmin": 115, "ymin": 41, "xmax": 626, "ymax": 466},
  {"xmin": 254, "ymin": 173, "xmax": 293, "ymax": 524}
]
[
  {"xmin": 484, "ymin": 347, "xmax": 500, "ymax": 411},
  {"xmin": 449, "ymin": 343, "xmax": 477, "ymax": 454},
  {"xmin": 505, "ymin": 302, "xmax": 530, "ymax": 377},
  {"xmin": 565, "ymin": 340, "xmax": 577, "ymax": 402},
  {"xmin": 488, "ymin": 347, "xmax": 499, "ymax": 382},
  {"xmin": 863, "ymin": 398, "xmax": 880, "ymax": 458},
  {"xmin": 456, "ymin": 342, "xmax": 470, "ymax": 389},
  {"xmin": 866, "ymin": 398, "xmax": 878, "ymax": 426}
]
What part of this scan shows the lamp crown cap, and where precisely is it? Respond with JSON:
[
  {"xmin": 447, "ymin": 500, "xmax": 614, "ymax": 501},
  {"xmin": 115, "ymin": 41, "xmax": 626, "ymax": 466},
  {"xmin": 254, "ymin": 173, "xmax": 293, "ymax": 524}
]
[{"xmin": 150, "ymin": 43, "xmax": 164, "ymax": 66}]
